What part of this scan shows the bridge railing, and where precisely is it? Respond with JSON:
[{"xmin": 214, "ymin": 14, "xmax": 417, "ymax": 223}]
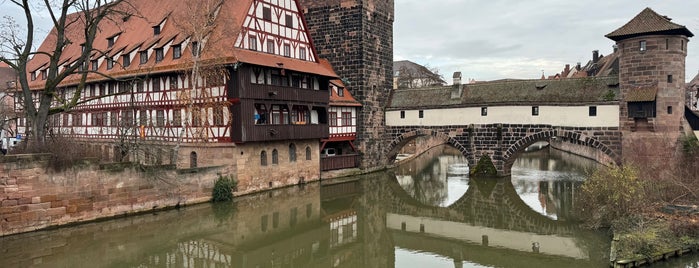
[{"xmin": 321, "ymin": 154, "xmax": 360, "ymax": 171}]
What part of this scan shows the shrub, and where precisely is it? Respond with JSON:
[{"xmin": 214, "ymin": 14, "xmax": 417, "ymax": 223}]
[
  {"xmin": 577, "ymin": 165, "xmax": 646, "ymax": 228},
  {"xmin": 212, "ymin": 175, "xmax": 237, "ymax": 202}
]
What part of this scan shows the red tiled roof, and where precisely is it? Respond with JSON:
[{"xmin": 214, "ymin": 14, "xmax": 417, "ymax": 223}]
[
  {"xmin": 606, "ymin": 8, "xmax": 694, "ymax": 41},
  {"xmin": 329, "ymin": 79, "xmax": 361, "ymax": 107},
  {"xmin": 26, "ymin": 0, "xmax": 337, "ymax": 90}
]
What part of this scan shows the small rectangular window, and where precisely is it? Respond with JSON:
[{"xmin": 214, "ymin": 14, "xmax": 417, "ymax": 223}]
[
  {"xmin": 283, "ymin": 44, "xmax": 291, "ymax": 57},
  {"xmin": 91, "ymin": 60, "xmax": 98, "ymax": 71},
  {"xmin": 140, "ymin": 51, "xmax": 148, "ymax": 64},
  {"xmin": 419, "ymin": 110, "xmax": 424, "ymax": 118},
  {"xmin": 155, "ymin": 48, "xmax": 164, "ymax": 62},
  {"xmin": 481, "ymin": 107, "xmax": 488, "ymax": 116},
  {"xmin": 153, "ymin": 26, "xmax": 161, "ymax": 36},
  {"xmin": 122, "ymin": 54, "xmax": 131, "ymax": 67},
  {"xmin": 107, "ymin": 37, "xmax": 115, "ymax": 48},
  {"xmin": 532, "ymin": 106, "xmax": 539, "ymax": 116},
  {"xmin": 156, "ymin": 110, "xmax": 165, "ymax": 127},
  {"xmin": 668, "ymin": 106, "xmax": 673, "ymax": 114},
  {"xmin": 152, "ymin": 78, "xmax": 160, "ymax": 92},
  {"xmin": 589, "ymin": 106, "xmax": 597, "ymax": 117},
  {"xmin": 667, "ymin": 75, "xmax": 673, "ymax": 83},
  {"xmin": 266, "ymin": 39, "xmax": 275, "ymax": 54},
  {"xmin": 41, "ymin": 70, "xmax": 47, "ymax": 80},
  {"xmin": 666, "ymin": 39, "xmax": 669, "ymax": 50},
  {"xmin": 299, "ymin": 47, "xmax": 306, "ymax": 60},
  {"xmin": 248, "ymin": 35, "xmax": 257, "ymax": 51},
  {"xmin": 106, "ymin": 58, "xmax": 114, "ymax": 70},
  {"xmin": 172, "ymin": 45, "xmax": 181, "ymax": 59},
  {"xmin": 640, "ymin": 40, "xmax": 647, "ymax": 52},
  {"xmin": 172, "ymin": 110, "xmax": 182, "ymax": 126},
  {"xmin": 400, "ymin": 111, "xmax": 405, "ymax": 119},
  {"xmin": 169, "ymin": 75, "xmax": 178, "ymax": 90},
  {"xmin": 191, "ymin": 42, "xmax": 199, "ymax": 57},
  {"xmin": 285, "ymin": 14, "xmax": 293, "ymax": 28},
  {"xmin": 263, "ymin": 7, "xmax": 272, "ymax": 21}
]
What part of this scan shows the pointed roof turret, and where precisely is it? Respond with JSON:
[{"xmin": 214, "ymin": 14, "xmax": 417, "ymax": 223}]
[{"xmin": 605, "ymin": 8, "xmax": 694, "ymax": 42}]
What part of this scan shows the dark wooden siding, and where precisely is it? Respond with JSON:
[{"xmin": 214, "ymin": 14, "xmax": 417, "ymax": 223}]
[{"xmin": 321, "ymin": 154, "xmax": 360, "ymax": 171}]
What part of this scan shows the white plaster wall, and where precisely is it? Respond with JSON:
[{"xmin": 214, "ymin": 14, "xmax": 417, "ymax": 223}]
[
  {"xmin": 387, "ymin": 213, "xmax": 587, "ymax": 259},
  {"xmin": 386, "ymin": 105, "xmax": 619, "ymax": 128}
]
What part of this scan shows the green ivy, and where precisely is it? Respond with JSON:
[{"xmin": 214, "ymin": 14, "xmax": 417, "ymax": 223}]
[{"xmin": 212, "ymin": 175, "xmax": 237, "ymax": 202}]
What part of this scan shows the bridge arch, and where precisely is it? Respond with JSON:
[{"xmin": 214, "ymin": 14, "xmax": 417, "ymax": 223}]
[
  {"xmin": 502, "ymin": 129, "xmax": 620, "ymax": 174},
  {"xmin": 384, "ymin": 129, "xmax": 470, "ymax": 165}
]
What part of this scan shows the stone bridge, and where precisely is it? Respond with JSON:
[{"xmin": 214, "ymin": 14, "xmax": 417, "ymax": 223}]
[
  {"xmin": 383, "ymin": 77, "xmax": 624, "ymax": 176},
  {"xmin": 384, "ymin": 124, "xmax": 621, "ymax": 176}
]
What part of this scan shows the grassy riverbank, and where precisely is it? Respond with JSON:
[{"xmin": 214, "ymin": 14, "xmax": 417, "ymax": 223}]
[{"xmin": 577, "ymin": 142, "xmax": 699, "ymax": 263}]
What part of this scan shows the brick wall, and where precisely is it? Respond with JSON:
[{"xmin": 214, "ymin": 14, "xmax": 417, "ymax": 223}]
[
  {"xmin": 0, "ymin": 154, "xmax": 219, "ymax": 236},
  {"xmin": 617, "ymin": 35, "xmax": 688, "ymax": 166},
  {"xmin": 300, "ymin": 0, "xmax": 394, "ymax": 169}
]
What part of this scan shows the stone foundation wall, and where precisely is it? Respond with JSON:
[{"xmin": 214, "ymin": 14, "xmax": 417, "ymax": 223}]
[
  {"xmin": 234, "ymin": 140, "xmax": 321, "ymax": 195},
  {"xmin": 0, "ymin": 154, "xmax": 221, "ymax": 236}
]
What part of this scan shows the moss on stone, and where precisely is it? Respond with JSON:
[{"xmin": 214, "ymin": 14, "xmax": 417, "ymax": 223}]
[{"xmin": 470, "ymin": 155, "xmax": 498, "ymax": 177}]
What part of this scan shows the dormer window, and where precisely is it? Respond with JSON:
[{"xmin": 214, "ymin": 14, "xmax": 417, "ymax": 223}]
[
  {"xmin": 41, "ymin": 69, "xmax": 47, "ymax": 80},
  {"xmin": 172, "ymin": 44, "xmax": 181, "ymax": 59},
  {"xmin": 640, "ymin": 40, "xmax": 647, "ymax": 52},
  {"xmin": 338, "ymin": 88, "xmax": 344, "ymax": 97},
  {"xmin": 155, "ymin": 48, "xmax": 164, "ymax": 62},
  {"xmin": 107, "ymin": 57, "xmax": 114, "ymax": 70},
  {"xmin": 107, "ymin": 37, "xmax": 115, "ymax": 48},
  {"xmin": 122, "ymin": 54, "xmax": 131, "ymax": 68},
  {"xmin": 91, "ymin": 60, "xmax": 98, "ymax": 71},
  {"xmin": 191, "ymin": 42, "xmax": 199, "ymax": 57},
  {"xmin": 153, "ymin": 25, "xmax": 161, "ymax": 36},
  {"xmin": 31, "ymin": 72, "xmax": 36, "ymax": 81},
  {"xmin": 140, "ymin": 51, "xmax": 148, "ymax": 64}
]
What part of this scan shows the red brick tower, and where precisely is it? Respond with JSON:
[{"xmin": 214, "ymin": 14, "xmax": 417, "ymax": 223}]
[{"xmin": 606, "ymin": 8, "xmax": 694, "ymax": 166}]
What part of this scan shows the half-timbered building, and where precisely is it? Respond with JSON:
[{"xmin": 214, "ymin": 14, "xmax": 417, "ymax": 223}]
[
  {"xmin": 321, "ymin": 80, "xmax": 361, "ymax": 171},
  {"xmin": 20, "ymin": 0, "xmax": 338, "ymax": 192}
]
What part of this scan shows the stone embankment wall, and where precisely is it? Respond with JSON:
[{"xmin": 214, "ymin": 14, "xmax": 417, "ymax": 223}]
[{"xmin": 0, "ymin": 154, "xmax": 220, "ymax": 236}]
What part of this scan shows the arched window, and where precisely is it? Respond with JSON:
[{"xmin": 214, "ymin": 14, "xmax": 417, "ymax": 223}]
[
  {"xmin": 272, "ymin": 149, "xmax": 279, "ymax": 165},
  {"xmin": 261, "ymin": 151, "xmax": 268, "ymax": 166},
  {"xmin": 289, "ymin": 144, "xmax": 297, "ymax": 162},
  {"xmin": 190, "ymin": 151, "xmax": 197, "ymax": 168},
  {"xmin": 306, "ymin": 146, "xmax": 312, "ymax": 160}
]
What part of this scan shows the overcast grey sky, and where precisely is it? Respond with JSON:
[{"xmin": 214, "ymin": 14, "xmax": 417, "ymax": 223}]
[
  {"xmin": 1, "ymin": 1, "xmax": 698, "ymax": 83},
  {"xmin": 394, "ymin": 0, "xmax": 699, "ymax": 82}
]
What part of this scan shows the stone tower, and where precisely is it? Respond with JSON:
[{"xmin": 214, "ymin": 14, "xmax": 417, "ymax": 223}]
[
  {"xmin": 299, "ymin": 0, "xmax": 394, "ymax": 169},
  {"xmin": 605, "ymin": 8, "xmax": 694, "ymax": 166}
]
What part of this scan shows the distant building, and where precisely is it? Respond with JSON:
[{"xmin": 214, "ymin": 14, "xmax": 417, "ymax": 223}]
[
  {"xmin": 550, "ymin": 50, "xmax": 619, "ymax": 80},
  {"xmin": 393, "ymin": 60, "xmax": 446, "ymax": 89},
  {"xmin": 0, "ymin": 62, "xmax": 17, "ymax": 150},
  {"xmin": 688, "ymin": 71, "xmax": 699, "ymax": 110}
]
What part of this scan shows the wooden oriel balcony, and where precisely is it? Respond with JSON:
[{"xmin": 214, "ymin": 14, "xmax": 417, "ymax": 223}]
[{"xmin": 321, "ymin": 154, "xmax": 360, "ymax": 171}]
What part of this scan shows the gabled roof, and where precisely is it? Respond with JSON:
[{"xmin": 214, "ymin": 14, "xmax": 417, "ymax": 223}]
[
  {"xmin": 26, "ymin": 0, "xmax": 337, "ymax": 89},
  {"xmin": 688, "ymin": 71, "xmax": 699, "ymax": 89},
  {"xmin": 393, "ymin": 60, "xmax": 446, "ymax": 84},
  {"xmin": 329, "ymin": 79, "xmax": 361, "ymax": 107},
  {"xmin": 388, "ymin": 76, "xmax": 619, "ymax": 110},
  {"xmin": 606, "ymin": 8, "xmax": 694, "ymax": 41}
]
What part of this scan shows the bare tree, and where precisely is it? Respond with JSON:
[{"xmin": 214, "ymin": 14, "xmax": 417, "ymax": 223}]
[{"xmin": 0, "ymin": 0, "xmax": 133, "ymax": 146}]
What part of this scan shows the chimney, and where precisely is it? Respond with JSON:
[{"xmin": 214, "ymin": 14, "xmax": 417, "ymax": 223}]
[
  {"xmin": 576, "ymin": 62, "xmax": 581, "ymax": 70},
  {"xmin": 592, "ymin": 50, "xmax": 599, "ymax": 64},
  {"xmin": 452, "ymin": 71, "xmax": 462, "ymax": 85},
  {"xmin": 563, "ymin": 64, "xmax": 570, "ymax": 76}
]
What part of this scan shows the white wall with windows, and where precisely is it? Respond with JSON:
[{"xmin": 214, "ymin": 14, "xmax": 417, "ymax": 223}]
[{"xmin": 386, "ymin": 105, "xmax": 620, "ymax": 128}]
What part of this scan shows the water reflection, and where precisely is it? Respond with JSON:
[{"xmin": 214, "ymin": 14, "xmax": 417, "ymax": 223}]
[{"xmin": 0, "ymin": 146, "xmax": 618, "ymax": 268}]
